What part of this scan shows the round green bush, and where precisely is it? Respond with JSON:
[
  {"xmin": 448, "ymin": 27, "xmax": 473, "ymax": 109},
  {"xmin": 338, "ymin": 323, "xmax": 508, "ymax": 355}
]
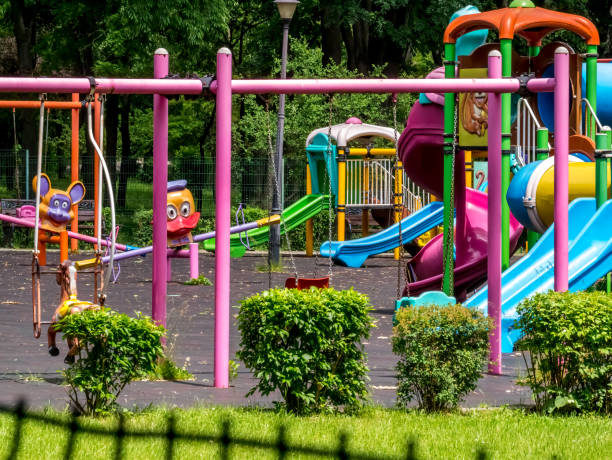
[
  {"xmin": 516, "ymin": 291, "xmax": 612, "ymax": 414},
  {"xmin": 59, "ymin": 309, "xmax": 165, "ymax": 415},
  {"xmin": 392, "ymin": 304, "xmax": 490, "ymax": 411},
  {"xmin": 237, "ymin": 288, "xmax": 374, "ymax": 414}
]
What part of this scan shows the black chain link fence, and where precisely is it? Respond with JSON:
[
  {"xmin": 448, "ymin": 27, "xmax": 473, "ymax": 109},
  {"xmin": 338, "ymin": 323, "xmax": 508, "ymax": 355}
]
[
  {"xmin": 0, "ymin": 150, "xmax": 307, "ymax": 217},
  {"xmin": 1, "ymin": 400, "xmax": 489, "ymax": 460}
]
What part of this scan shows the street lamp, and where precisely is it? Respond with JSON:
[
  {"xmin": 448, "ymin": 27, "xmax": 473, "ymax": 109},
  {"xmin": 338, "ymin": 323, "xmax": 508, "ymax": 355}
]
[{"xmin": 270, "ymin": 0, "xmax": 299, "ymax": 265}]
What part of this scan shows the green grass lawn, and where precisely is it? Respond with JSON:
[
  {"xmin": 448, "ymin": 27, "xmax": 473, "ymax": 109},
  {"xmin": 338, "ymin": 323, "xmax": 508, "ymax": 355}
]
[{"xmin": 1, "ymin": 407, "xmax": 610, "ymax": 459}]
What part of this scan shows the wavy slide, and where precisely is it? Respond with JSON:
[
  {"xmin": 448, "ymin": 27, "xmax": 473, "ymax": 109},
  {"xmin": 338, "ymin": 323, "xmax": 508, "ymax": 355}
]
[
  {"xmin": 203, "ymin": 194, "xmax": 329, "ymax": 258},
  {"xmin": 398, "ymin": 101, "xmax": 523, "ymax": 300},
  {"xmin": 465, "ymin": 198, "xmax": 612, "ymax": 352},
  {"xmin": 319, "ymin": 201, "xmax": 444, "ymax": 268}
]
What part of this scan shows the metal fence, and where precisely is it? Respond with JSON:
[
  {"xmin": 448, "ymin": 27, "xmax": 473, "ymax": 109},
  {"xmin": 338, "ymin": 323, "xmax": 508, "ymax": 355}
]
[
  {"xmin": 1, "ymin": 400, "xmax": 489, "ymax": 460},
  {"xmin": 345, "ymin": 158, "xmax": 430, "ymax": 213},
  {"xmin": 0, "ymin": 150, "xmax": 307, "ymax": 218}
]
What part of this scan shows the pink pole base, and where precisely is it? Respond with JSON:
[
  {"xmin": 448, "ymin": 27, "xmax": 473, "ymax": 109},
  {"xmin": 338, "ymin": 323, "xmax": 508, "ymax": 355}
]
[{"xmin": 189, "ymin": 242, "xmax": 199, "ymax": 279}]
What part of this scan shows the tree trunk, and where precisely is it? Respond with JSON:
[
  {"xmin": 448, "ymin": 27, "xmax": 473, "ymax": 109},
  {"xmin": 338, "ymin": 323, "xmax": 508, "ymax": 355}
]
[
  {"xmin": 320, "ymin": 6, "xmax": 342, "ymax": 66},
  {"xmin": 117, "ymin": 96, "xmax": 132, "ymax": 209},
  {"xmin": 10, "ymin": 0, "xmax": 37, "ymax": 189}
]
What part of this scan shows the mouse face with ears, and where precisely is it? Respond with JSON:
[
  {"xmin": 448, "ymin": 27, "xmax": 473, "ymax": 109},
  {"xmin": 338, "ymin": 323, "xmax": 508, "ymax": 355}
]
[{"xmin": 32, "ymin": 173, "xmax": 86, "ymax": 233}]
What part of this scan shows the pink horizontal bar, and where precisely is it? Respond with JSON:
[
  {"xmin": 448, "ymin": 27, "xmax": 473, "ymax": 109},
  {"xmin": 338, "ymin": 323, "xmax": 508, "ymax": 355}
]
[
  {"xmin": 0, "ymin": 76, "xmax": 557, "ymax": 96},
  {"xmin": 167, "ymin": 249, "xmax": 190, "ymax": 258},
  {"xmin": 0, "ymin": 212, "xmax": 129, "ymax": 251},
  {"xmin": 526, "ymin": 78, "xmax": 555, "ymax": 93},
  {"xmin": 220, "ymin": 78, "xmax": 522, "ymax": 94},
  {"xmin": 0, "ymin": 77, "xmax": 204, "ymax": 95}
]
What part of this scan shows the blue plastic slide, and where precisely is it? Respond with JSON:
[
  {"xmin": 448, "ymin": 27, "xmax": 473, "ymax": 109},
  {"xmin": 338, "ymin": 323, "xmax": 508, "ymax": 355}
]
[
  {"xmin": 319, "ymin": 201, "xmax": 444, "ymax": 268},
  {"xmin": 466, "ymin": 198, "xmax": 612, "ymax": 352}
]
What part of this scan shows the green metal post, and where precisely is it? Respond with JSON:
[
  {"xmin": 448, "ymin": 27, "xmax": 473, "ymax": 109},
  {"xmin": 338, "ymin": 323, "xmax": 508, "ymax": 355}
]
[
  {"xmin": 586, "ymin": 45, "xmax": 598, "ymax": 140},
  {"xmin": 595, "ymin": 131, "xmax": 609, "ymax": 209},
  {"xmin": 501, "ymin": 39, "xmax": 512, "ymax": 270},
  {"xmin": 599, "ymin": 127, "xmax": 612, "ymax": 293},
  {"xmin": 442, "ymin": 42, "xmax": 456, "ymax": 296},
  {"xmin": 527, "ymin": 128, "xmax": 549, "ymax": 249}
]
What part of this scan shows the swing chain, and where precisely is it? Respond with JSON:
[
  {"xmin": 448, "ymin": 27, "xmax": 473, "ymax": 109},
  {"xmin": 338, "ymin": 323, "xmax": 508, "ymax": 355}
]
[
  {"xmin": 326, "ymin": 94, "xmax": 334, "ymax": 279},
  {"xmin": 442, "ymin": 95, "xmax": 458, "ymax": 292},
  {"xmin": 392, "ymin": 94, "xmax": 404, "ymax": 300},
  {"xmin": 264, "ymin": 98, "xmax": 299, "ymax": 282}
]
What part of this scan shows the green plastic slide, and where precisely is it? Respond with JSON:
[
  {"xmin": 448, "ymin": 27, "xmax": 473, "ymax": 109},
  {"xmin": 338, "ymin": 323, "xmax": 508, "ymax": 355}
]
[{"xmin": 203, "ymin": 194, "xmax": 330, "ymax": 257}]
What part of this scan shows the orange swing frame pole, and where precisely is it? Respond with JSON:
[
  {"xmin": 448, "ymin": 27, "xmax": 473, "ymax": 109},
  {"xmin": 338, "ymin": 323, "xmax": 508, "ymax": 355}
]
[{"xmin": 7, "ymin": 96, "xmax": 87, "ymax": 256}]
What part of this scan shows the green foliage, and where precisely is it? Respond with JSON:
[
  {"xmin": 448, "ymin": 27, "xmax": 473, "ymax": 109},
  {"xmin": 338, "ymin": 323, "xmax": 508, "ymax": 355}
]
[
  {"xmin": 237, "ymin": 288, "xmax": 374, "ymax": 414},
  {"xmin": 196, "ymin": 205, "xmax": 269, "ymax": 235},
  {"xmin": 228, "ymin": 359, "xmax": 240, "ymax": 383},
  {"xmin": 392, "ymin": 304, "xmax": 490, "ymax": 412},
  {"xmin": 515, "ymin": 291, "xmax": 612, "ymax": 414},
  {"xmin": 133, "ymin": 209, "xmax": 154, "ymax": 246},
  {"xmin": 58, "ymin": 309, "xmax": 165, "ymax": 416},
  {"xmin": 146, "ymin": 357, "xmax": 193, "ymax": 381},
  {"xmin": 294, "ymin": 207, "xmax": 339, "ymax": 250},
  {"xmin": 183, "ymin": 275, "xmax": 212, "ymax": 286}
]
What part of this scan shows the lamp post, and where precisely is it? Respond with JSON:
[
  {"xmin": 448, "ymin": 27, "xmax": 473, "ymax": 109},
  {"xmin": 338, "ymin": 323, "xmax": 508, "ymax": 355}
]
[{"xmin": 270, "ymin": 0, "xmax": 299, "ymax": 266}]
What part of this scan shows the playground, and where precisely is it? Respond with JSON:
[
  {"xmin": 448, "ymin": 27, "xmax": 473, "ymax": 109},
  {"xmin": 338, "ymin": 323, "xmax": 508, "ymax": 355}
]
[
  {"xmin": 1, "ymin": 0, "xmax": 612, "ymax": 457},
  {"xmin": 0, "ymin": 250, "xmax": 530, "ymax": 409}
]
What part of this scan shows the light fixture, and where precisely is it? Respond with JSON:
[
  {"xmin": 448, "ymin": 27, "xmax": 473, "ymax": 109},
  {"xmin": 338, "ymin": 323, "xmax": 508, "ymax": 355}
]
[{"xmin": 274, "ymin": 0, "xmax": 299, "ymax": 20}]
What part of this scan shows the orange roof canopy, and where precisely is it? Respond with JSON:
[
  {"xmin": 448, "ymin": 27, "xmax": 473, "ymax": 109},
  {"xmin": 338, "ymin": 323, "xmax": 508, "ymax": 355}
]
[{"xmin": 444, "ymin": 6, "xmax": 599, "ymax": 47}]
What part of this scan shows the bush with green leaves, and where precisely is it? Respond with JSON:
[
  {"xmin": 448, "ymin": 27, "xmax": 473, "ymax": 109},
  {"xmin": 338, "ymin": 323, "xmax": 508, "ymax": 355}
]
[
  {"xmin": 133, "ymin": 209, "xmax": 154, "ymax": 246},
  {"xmin": 58, "ymin": 308, "xmax": 165, "ymax": 415},
  {"xmin": 515, "ymin": 291, "xmax": 612, "ymax": 414},
  {"xmin": 392, "ymin": 304, "xmax": 490, "ymax": 412},
  {"xmin": 237, "ymin": 288, "xmax": 374, "ymax": 414}
]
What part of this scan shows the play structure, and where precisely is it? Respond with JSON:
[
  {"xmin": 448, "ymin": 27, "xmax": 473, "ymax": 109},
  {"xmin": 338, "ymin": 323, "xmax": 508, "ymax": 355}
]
[
  {"xmin": 394, "ymin": 3, "xmax": 612, "ymax": 370},
  {"xmin": 0, "ymin": 95, "xmax": 104, "ymax": 253},
  {"xmin": 2, "ymin": 0, "xmax": 611, "ymax": 386},
  {"xmin": 309, "ymin": 117, "xmax": 433, "ymax": 266}
]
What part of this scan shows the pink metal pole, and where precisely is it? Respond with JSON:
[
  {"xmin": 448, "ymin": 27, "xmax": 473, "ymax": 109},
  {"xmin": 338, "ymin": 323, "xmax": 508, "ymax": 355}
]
[
  {"xmin": 152, "ymin": 49, "xmax": 169, "ymax": 329},
  {"xmin": 0, "ymin": 76, "xmax": 554, "ymax": 96},
  {"xmin": 189, "ymin": 242, "xmax": 199, "ymax": 279},
  {"xmin": 454, "ymin": 150, "xmax": 466, "ymax": 263},
  {"xmin": 487, "ymin": 50, "xmax": 503, "ymax": 375},
  {"xmin": 554, "ymin": 47, "xmax": 570, "ymax": 292},
  {"xmin": 215, "ymin": 48, "xmax": 233, "ymax": 388}
]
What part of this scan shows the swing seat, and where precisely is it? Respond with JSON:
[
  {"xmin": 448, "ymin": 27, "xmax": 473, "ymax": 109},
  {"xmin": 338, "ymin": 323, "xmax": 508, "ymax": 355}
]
[
  {"xmin": 285, "ymin": 277, "xmax": 329, "ymax": 290},
  {"xmin": 393, "ymin": 291, "xmax": 456, "ymax": 323}
]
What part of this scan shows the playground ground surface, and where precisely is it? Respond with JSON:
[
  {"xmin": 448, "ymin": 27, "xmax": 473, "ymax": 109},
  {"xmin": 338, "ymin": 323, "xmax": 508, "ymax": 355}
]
[{"xmin": 0, "ymin": 248, "xmax": 532, "ymax": 410}]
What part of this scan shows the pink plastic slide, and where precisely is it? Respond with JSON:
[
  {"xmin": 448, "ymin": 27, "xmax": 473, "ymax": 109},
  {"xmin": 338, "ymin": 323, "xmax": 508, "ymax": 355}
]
[{"xmin": 398, "ymin": 101, "xmax": 523, "ymax": 301}]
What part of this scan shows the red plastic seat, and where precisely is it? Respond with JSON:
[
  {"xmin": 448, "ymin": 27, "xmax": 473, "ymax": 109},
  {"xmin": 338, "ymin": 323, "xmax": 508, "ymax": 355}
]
[{"xmin": 284, "ymin": 277, "xmax": 329, "ymax": 290}]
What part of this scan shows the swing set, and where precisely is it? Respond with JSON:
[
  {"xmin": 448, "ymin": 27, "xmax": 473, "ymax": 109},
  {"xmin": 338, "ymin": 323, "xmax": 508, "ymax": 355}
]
[
  {"xmin": 2, "ymin": 94, "xmax": 105, "ymax": 254},
  {"xmin": 30, "ymin": 90, "xmax": 117, "ymax": 339}
]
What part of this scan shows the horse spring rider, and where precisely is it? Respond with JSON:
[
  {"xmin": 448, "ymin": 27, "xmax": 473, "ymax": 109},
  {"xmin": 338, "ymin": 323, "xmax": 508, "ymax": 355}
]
[{"xmin": 48, "ymin": 261, "xmax": 99, "ymax": 363}]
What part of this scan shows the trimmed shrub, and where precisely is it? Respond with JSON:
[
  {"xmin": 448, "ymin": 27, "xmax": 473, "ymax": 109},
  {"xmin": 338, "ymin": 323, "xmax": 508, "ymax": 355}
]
[
  {"xmin": 392, "ymin": 304, "xmax": 490, "ymax": 411},
  {"xmin": 133, "ymin": 209, "xmax": 154, "ymax": 246},
  {"xmin": 59, "ymin": 309, "xmax": 165, "ymax": 415},
  {"xmin": 237, "ymin": 288, "xmax": 374, "ymax": 414},
  {"xmin": 515, "ymin": 291, "xmax": 612, "ymax": 414}
]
